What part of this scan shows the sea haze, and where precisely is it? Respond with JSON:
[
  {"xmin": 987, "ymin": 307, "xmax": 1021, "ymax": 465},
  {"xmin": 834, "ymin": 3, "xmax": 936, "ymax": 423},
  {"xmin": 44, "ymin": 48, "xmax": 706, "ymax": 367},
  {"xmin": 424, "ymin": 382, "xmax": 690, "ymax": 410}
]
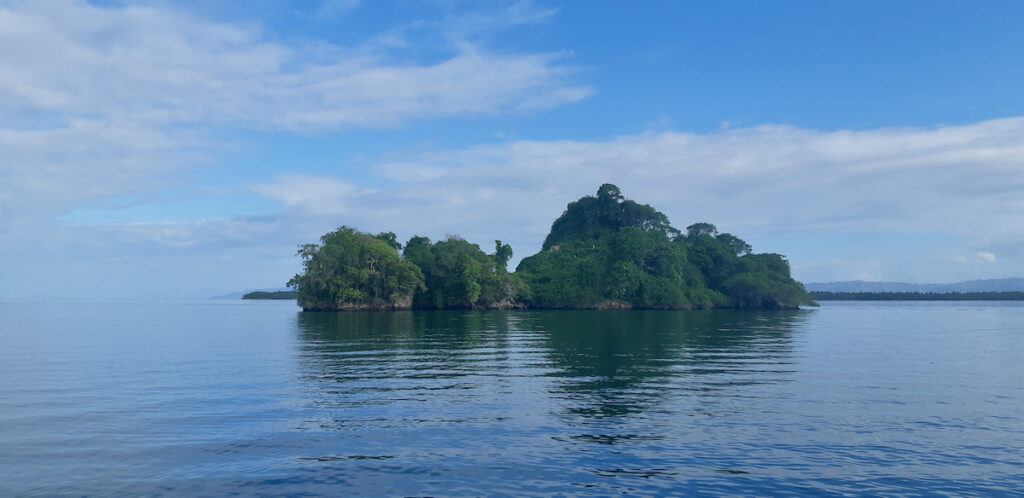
[{"xmin": 1, "ymin": 301, "xmax": 1021, "ymax": 495}]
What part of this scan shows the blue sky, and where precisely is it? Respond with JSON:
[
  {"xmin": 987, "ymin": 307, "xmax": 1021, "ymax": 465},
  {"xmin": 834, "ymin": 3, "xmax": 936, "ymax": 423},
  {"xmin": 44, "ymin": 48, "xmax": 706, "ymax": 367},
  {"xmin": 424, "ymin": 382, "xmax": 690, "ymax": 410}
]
[{"xmin": 2, "ymin": 0, "xmax": 1023, "ymax": 299}]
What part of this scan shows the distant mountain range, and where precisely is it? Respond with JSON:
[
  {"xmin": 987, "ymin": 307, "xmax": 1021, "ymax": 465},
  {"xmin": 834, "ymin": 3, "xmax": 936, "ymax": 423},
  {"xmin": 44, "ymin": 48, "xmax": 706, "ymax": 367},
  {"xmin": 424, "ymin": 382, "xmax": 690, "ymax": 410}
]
[{"xmin": 803, "ymin": 278, "xmax": 1024, "ymax": 293}]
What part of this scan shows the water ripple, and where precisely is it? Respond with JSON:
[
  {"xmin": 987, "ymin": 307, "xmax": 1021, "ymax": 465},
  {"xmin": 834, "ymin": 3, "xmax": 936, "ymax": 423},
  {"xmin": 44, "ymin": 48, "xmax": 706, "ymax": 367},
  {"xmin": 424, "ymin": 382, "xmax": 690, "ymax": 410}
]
[{"xmin": 2, "ymin": 304, "xmax": 1023, "ymax": 495}]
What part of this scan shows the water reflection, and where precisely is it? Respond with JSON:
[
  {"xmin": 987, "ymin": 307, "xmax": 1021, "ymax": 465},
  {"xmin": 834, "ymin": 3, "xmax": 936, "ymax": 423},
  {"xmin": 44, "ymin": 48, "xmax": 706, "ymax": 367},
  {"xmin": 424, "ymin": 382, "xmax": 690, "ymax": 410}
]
[
  {"xmin": 294, "ymin": 311, "xmax": 521, "ymax": 432},
  {"xmin": 295, "ymin": 309, "xmax": 803, "ymax": 425},
  {"xmin": 297, "ymin": 309, "xmax": 514, "ymax": 346},
  {"xmin": 7, "ymin": 302, "xmax": 1024, "ymax": 496},
  {"xmin": 295, "ymin": 309, "xmax": 816, "ymax": 492},
  {"xmin": 520, "ymin": 310, "xmax": 803, "ymax": 421}
]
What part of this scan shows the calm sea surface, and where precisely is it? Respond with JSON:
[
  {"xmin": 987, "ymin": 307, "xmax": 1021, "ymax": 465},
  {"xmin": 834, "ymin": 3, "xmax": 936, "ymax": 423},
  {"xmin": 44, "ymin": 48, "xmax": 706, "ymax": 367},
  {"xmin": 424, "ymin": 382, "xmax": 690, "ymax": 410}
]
[{"xmin": 1, "ymin": 301, "xmax": 1022, "ymax": 495}]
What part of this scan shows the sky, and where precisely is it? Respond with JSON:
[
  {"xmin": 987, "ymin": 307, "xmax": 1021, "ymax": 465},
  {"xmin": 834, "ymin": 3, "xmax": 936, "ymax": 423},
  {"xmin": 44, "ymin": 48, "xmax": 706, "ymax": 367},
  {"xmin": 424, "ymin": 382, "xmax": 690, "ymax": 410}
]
[{"xmin": 2, "ymin": 0, "xmax": 1023, "ymax": 300}]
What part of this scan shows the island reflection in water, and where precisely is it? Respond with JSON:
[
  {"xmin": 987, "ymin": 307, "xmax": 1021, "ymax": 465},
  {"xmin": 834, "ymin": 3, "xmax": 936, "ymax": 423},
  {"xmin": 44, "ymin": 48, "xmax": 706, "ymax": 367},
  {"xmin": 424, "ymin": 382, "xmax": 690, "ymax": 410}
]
[
  {"xmin": 4, "ymin": 301, "xmax": 1021, "ymax": 495},
  {"xmin": 293, "ymin": 309, "xmax": 805, "ymax": 492}
]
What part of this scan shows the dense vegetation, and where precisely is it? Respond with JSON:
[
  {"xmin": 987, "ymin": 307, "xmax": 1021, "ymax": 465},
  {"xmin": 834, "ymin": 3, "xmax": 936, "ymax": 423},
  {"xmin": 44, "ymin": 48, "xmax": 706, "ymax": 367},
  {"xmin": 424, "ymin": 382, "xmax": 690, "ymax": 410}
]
[
  {"xmin": 402, "ymin": 236, "xmax": 524, "ymax": 309},
  {"xmin": 288, "ymin": 184, "xmax": 814, "ymax": 311},
  {"xmin": 242, "ymin": 290, "xmax": 298, "ymax": 300},
  {"xmin": 811, "ymin": 291, "xmax": 1024, "ymax": 301},
  {"xmin": 287, "ymin": 227, "xmax": 424, "ymax": 310},
  {"xmin": 517, "ymin": 184, "xmax": 811, "ymax": 309}
]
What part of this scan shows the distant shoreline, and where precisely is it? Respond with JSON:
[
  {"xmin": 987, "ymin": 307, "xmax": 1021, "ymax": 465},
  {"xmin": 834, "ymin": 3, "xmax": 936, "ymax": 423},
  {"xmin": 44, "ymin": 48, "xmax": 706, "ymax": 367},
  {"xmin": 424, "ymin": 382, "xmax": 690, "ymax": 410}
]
[
  {"xmin": 811, "ymin": 291, "xmax": 1024, "ymax": 301},
  {"xmin": 242, "ymin": 291, "xmax": 298, "ymax": 300},
  {"xmin": 244, "ymin": 290, "xmax": 1024, "ymax": 303}
]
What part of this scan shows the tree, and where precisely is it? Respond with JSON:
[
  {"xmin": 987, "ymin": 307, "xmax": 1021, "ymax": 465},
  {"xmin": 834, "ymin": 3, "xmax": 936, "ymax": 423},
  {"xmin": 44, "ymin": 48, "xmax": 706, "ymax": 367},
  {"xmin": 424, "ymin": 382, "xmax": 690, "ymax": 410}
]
[
  {"xmin": 520, "ymin": 186, "xmax": 811, "ymax": 309},
  {"xmin": 493, "ymin": 240, "xmax": 513, "ymax": 272},
  {"xmin": 685, "ymin": 222, "xmax": 718, "ymax": 238},
  {"xmin": 291, "ymin": 185, "xmax": 814, "ymax": 311},
  {"xmin": 543, "ymin": 184, "xmax": 680, "ymax": 250},
  {"xmin": 597, "ymin": 183, "xmax": 624, "ymax": 202},
  {"xmin": 716, "ymin": 233, "xmax": 752, "ymax": 256},
  {"xmin": 288, "ymin": 226, "xmax": 424, "ymax": 311},
  {"xmin": 404, "ymin": 235, "xmax": 523, "ymax": 308},
  {"xmin": 375, "ymin": 231, "xmax": 402, "ymax": 251}
]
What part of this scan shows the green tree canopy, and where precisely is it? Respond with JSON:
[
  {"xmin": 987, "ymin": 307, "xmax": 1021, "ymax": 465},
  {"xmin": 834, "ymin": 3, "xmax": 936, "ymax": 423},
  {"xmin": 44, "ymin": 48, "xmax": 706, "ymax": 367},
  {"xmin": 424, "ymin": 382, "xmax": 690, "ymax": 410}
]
[
  {"xmin": 715, "ymin": 233, "xmax": 752, "ymax": 256},
  {"xmin": 289, "ymin": 185, "xmax": 813, "ymax": 311},
  {"xmin": 685, "ymin": 222, "xmax": 718, "ymax": 238},
  {"xmin": 403, "ymin": 235, "xmax": 523, "ymax": 309},
  {"xmin": 493, "ymin": 240, "xmax": 513, "ymax": 272},
  {"xmin": 518, "ymin": 186, "xmax": 813, "ymax": 309},
  {"xmin": 288, "ymin": 226, "xmax": 424, "ymax": 311},
  {"xmin": 542, "ymin": 184, "xmax": 679, "ymax": 251},
  {"xmin": 374, "ymin": 231, "xmax": 402, "ymax": 251}
]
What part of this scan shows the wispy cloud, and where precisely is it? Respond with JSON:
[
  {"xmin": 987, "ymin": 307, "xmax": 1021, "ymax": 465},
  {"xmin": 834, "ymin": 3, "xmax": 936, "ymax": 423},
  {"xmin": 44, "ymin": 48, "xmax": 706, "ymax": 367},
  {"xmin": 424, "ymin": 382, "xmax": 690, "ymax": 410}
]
[
  {"xmin": 362, "ymin": 117, "xmax": 1024, "ymax": 240},
  {"xmin": 0, "ymin": 119, "xmax": 206, "ymax": 225},
  {"xmin": 59, "ymin": 115, "xmax": 1024, "ymax": 293},
  {"xmin": 250, "ymin": 174, "xmax": 369, "ymax": 216},
  {"xmin": 438, "ymin": 0, "xmax": 560, "ymax": 38},
  {"xmin": 0, "ymin": 1, "xmax": 590, "ymax": 129},
  {"xmin": 6, "ymin": 116, "xmax": 1023, "ymax": 298},
  {"xmin": 2, "ymin": 1, "xmax": 1022, "ymax": 298},
  {"xmin": 0, "ymin": 0, "xmax": 591, "ymax": 225},
  {"xmin": 976, "ymin": 251, "xmax": 997, "ymax": 263},
  {"xmin": 249, "ymin": 117, "xmax": 1024, "ymax": 285}
]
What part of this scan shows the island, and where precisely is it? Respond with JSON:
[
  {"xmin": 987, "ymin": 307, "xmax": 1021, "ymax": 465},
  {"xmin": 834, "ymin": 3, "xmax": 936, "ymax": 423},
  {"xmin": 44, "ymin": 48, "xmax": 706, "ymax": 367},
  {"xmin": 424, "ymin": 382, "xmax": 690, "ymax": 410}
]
[
  {"xmin": 287, "ymin": 184, "xmax": 816, "ymax": 311},
  {"xmin": 242, "ymin": 290, "xmax": 299, "ymax": 300},
  {"xmin": 810, "ymin": 291, "xmax": 1024, "ymax": 301}
]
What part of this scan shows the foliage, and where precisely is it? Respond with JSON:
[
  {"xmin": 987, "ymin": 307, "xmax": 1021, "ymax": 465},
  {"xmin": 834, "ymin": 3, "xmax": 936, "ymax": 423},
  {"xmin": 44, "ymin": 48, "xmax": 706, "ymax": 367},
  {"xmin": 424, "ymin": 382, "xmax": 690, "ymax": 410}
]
[
  {"xmin": 685, "ymin": 222, "xmax": 718, "ymax": 238},
  {"xmin": 719, "ymin": 253, "xmax": 812, "ymax": 309},
  {"xmin": 542, "ymin": 182, "xmax": 679, "ymax": 250},
  {"xmin": 287, "ymin": 226, "xmax": 424, "ymax": 310},
  {"xmin": 715, "ymin": 232, "xmax": 752, "ymax": 256},
  {"xmin": 519, "ymin": 185, "xmax": 813, "ymax": 309},
  {"xmin": 403, "ymin": 235, "xmax": 524, "ymax": 309},
  {"xmin": 493, "ymin": 240, "xmax": 513, "ymax": 271},
  {"xmin": 374, "ymin": 231, "xmax": 402, "ymax": 251},
  {"xmin": 242, "ymin": 290, "xmax": 298, "ymax": 300},
  {"xmin": 289, "ymin": 184, "xmax": 813, "ymax": 311}
]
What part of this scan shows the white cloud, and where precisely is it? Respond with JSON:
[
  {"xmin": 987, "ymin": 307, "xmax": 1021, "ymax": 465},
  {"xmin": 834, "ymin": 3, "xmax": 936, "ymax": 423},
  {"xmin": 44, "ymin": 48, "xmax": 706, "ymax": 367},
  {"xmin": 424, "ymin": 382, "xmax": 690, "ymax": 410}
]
[
  {"xmin": 364, "ymin": 117, "xmax": 1024, "ymax": 241},
  {"xmin": 853, "ymin": 270, "xmax": 880, "ymax": 282},
  {"xmin": 439, "ymin": 0, "xmax": 560, "ymax": 38},
  {"xmin": 0, "ymin": 119, "xmax": 204, "ymax": 226},
  {"xmin": 0, "ymin": 0, "xmax": 591, "ymax": 227},
  {"xmin": 234, "ymin": 117, "xmax": 1024, "ymax": 286},
  {"xmin": 7, "ymin": 116, "xmax": 1024, "ymax": 298},
  {"xmin": 250, "ymin": 175, "xmax": 368, "ymax": 216},
  {"xmin": 0, "ymin": 1, "xmax": 591, "ymax": 130},
  {"xmin": 1, "ymin": 2, "xmax": 1022, "ymax": 297}
]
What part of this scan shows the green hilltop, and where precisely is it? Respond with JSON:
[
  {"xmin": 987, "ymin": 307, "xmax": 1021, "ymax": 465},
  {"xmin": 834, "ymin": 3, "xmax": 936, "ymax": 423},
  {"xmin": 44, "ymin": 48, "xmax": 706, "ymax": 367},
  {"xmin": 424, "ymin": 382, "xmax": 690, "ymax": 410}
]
[{"xmin": 288, "ymin": 184, "xmax": 815, "ymax": 311}]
